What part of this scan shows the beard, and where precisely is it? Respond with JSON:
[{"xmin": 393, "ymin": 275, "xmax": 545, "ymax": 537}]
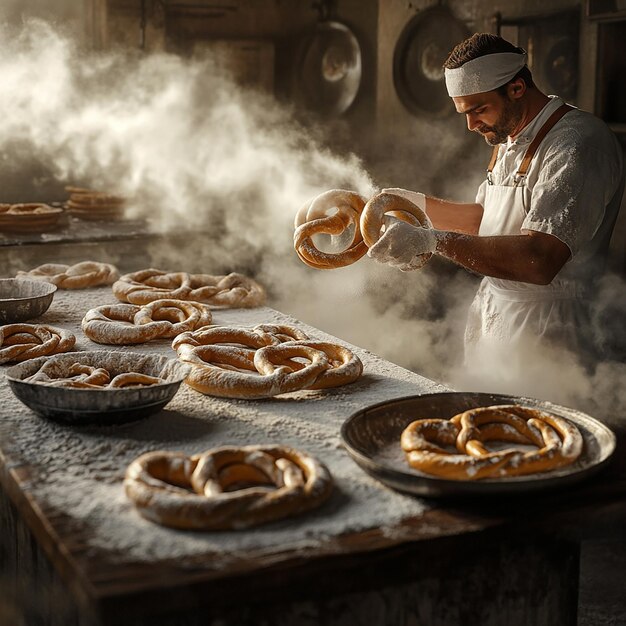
[{"xmin": 475, "ymin": 97, "xmax": 523, "ymax": 145}]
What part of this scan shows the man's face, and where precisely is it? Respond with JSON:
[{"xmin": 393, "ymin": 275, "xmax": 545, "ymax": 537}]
[{"xmin": 452, "ymin": 90, "xmax": 523, "ymax": 145}]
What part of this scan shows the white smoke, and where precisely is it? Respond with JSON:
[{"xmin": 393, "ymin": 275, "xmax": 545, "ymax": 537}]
[
  {"xmin": 450, "ymin": 272, "xmax": 626, "ymax": 425},
  {"xmin": 1, "ymin": 16, "xmax": 624, "ymax": 425}
]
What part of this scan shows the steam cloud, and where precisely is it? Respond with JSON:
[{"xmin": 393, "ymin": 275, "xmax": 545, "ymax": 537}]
[{"xmin": 0, "ymin": 15, "xmax": 624, "ymax": 424}]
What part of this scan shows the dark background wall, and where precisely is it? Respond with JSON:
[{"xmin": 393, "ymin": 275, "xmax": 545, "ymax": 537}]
[{"xmin": 2, "ymin": 0, "xmax": 625, "ymax": 273}]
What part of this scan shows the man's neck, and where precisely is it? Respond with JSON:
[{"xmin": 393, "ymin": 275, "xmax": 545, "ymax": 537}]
[{"xmin": 509, "ymin": 90, "xmax": 551, "ymax": 139}]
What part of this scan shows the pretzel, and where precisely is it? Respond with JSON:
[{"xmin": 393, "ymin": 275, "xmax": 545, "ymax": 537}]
[
  {"xmin": 172, "ymin": 324, "xmax": 308, "ymax": 351},
  {"xmin": 0, "ymin": 324, "xmax": 76, "ymax": 365},
  {"xmin": 255, "ymin": 340, "xmax": 363, "ymax": 390},
  {"xmin": 16, "ymin": 261, "xmax": 120, "ymax": 289},
  {"xmin": 251, "ymin": 324, "xmax": 310, "ymax": 343},
  {"xmin": 401, "ymin": 404, "xmax": 584, "ymax": 480},
  {"xmin": 173, "ymin": 325, "xmax": 362, "ymax": 398},
  {"xmin": 124, "ymin": 444, "xmax": 334, "ymax": 530},
  {"xmin": 293, "ymin": 189, "xmax": 368, "ymax": 269},
  {"xmin": 24, "ymin": 360, "xmax": 165, "ymax": 389},
  {"xmin": 109, "ymin": 373, "xmax": 165, "ymax": 388},
  {"xmin": 82, "ymin": 299, "xmax": 213, "ymax": 345},
  {"xmin": 171, "ymin": 324, "xmax": 302, "ymax": 374},
  {"xmin": 112, "ymin": 269, "xmax": 266, "ymax": 308},
  {"xmin": 180, "ymin": 341, "xmax": 330, "ymax": 398},
  {"xmin": 26, "ymin": 363, "xmax": 112, "ymax": 387},
  {"xmin": 360, "ymin": 192, "xmax": 433, "ymax": 269},
  {"xmin": 294, "ymin": 190, "xmax": 433, "ymax": 270}
]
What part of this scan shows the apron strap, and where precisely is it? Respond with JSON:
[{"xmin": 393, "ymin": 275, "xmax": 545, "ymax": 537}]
[
  {"xmin": 517, "ymin": 104, "xmax": 574, "ymax": 178},
  {"xmin": 487, "ymin": 145, "xmax": 499, "ymax": 173},
  {"xmin": 486, "ymin": 103, "xmax": 574, "ymax": 185}
]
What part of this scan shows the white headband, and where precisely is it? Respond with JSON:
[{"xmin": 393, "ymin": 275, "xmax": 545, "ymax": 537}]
[{"xmin": 444, "ymin": 51, "xmax": 528, "ymax": 97}]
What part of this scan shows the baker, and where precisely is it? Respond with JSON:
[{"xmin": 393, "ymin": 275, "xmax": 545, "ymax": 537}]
[{"xmin": 368, "ymin": 33, "xmax": 624, "ymax": 365}]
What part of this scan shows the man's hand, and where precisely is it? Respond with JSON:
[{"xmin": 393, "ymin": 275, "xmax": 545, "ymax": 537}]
[{"xmin": 367, "ymin": 219, "xmax": 437, "ymax": 271}]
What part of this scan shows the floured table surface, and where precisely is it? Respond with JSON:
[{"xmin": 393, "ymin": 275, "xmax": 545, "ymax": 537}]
[{"xmin": 0, "ymin": 287, "xmax": 514, "ymax": 604}]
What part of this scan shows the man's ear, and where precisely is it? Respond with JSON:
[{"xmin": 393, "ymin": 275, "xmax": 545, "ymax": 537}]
[{"xmin": 507, "ymin": 77, "xmax": 526, "ymax": 101}]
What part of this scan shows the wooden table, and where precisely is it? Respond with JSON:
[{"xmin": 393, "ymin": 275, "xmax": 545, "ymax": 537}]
[{"xmin": 1, "ymin": 287, "xmax": 625, "ymax": 626}]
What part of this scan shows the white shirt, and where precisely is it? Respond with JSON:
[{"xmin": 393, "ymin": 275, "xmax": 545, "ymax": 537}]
[{"xmin": 475, "ymin": 96, "xmax": 624, "ymax": 291}]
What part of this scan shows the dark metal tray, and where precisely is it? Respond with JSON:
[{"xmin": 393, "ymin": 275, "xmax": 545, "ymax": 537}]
[
  {"xmin": 340, "ymin": 391, "xmax": 616, "ymax": 497},
  {"xmin": 0, "ymin": 278, "xmax": 56, "ymax": 323}
]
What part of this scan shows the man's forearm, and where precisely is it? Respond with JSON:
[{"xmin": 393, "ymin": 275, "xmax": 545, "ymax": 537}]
[
  {"xmin": 424, "ymin": 197, "xmax": 483, "ymax": 234},
  {"xmin": 434, "ymin": 230, "xmax": 570, "ymax": 284}
]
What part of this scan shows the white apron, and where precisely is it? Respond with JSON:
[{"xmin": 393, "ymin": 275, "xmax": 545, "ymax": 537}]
[{"xmin": 464, "ymin": 108, "xmax": 595, "ymax": 365}]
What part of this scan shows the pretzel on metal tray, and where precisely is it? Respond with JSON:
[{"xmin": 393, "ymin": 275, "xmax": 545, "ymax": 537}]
[
  {"xmin": 400, "ymin": 404, "xmax": 584, "ymax": 480},
  {"xmin": 0, "ymin": 324, "xmax": 76, "ymax": 365},
  {"xmin": 124, "ymin": 444, "xmax": 334, "ymax": 530},
  {"xmin": 112, "ymin": 268, "xmax": 266, "ymax": 308},
  {"xmin": 82, "ymin": 299, "xmax": 213, "ymax": 345},
  {"xmin": 294, "ymin": 189, "xmax": 432, "ymax": 270},
  {"xmin": 173, "ymin": 324, "xmax": 363, "ymax": 398}
]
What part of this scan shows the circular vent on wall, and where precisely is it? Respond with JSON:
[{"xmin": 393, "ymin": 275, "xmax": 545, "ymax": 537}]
[
  {"xmin": 393, "ymin": 7, "xmax": 469, "ymax": 118},
  {"xmin": 294, "ymin": 20, "xmax": 362, "ymax": 117}
]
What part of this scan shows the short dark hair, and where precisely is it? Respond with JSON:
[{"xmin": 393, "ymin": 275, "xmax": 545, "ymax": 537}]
[{"xmin": 444, "ymin": 33, "xmax": 535, "ymax": 91}]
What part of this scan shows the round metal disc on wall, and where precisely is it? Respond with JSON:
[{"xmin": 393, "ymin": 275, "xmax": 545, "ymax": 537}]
[
  {"xmin": 294, "ymin": 20, "xmax": 362, "ymax": 117},
  {"xmin": 393, "ymin": 7, "xmax": 469, "ymax": 118},
  {"xmin": 543, "ymin": 37, "xmax": 578, "ymax": 101}
]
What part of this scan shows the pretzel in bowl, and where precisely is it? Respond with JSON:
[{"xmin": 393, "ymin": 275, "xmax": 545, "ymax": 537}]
[
  {"xmin": 124, "ymin": 444, "xmax": 334, "ymax": 530},
  {"xmin": 294, "ymin": 189, "xmax": 368, "ymax": 269},
  {"xmin": 82, "ymin": 299, "xmax": 213, "ymax": 345},
  {"xmin": 0, "ymin": 324, "xmax": 76, "ymax": 365},
  {"xmin": 24, "ymin": 361, "xmax": 164, "ymax": 388},
  {"xmin": 112, "ymin": 269, "xmax": 266, "ymax": 308},
  {"xmin": 401, "ymin": 404, "xmax": 584, "ymax": 481},
  {"xmin": 16, "ymin": 261, "xmax": 120, "ymax": 289},
  {"xmin": 173, "ymin": 325, "xmax": 363, "ymax": 398},
  {"xmin": 25, "ymin": 363, "xmax": 112, "ymax": 388}
]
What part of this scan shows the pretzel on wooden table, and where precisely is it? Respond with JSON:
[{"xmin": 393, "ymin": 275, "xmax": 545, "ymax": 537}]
[
  {"xmin": 0, "ymin": 324, "xmax": 76, "ymax": 365},
  {"xmin": 173, "ymin": 324, "xmax": 363, "ymax": 398},
  {"xmin": 82, "ymin": 299, "xmax": 213, "ymax": 345},
  {"xmin": 124, "ymin": 444, "xmax": 334, "ymax": 530},
  {"xmin": 112, "ymin": 269, "xmax": 266, "ymax": 308},
  {"xmin": 17, "ymin": 261, "xmax": 120, "ymax": 289}
]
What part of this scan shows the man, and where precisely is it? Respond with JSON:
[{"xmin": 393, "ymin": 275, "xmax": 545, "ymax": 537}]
[{"xmin": 368, "ymin": 33, "xmax": 624, "ymax": 364}]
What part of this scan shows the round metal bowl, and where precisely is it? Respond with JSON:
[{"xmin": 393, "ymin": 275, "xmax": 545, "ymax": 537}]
[
  {"xmin": 341, "ymin": 391, "xmax": 616, "ymax": 498},
  {"xmin": 0, "ymin": 279, "xmax": 57, "ymax": 323},
  {"xmin": 6, "ymin": 351, "xmax": 190, "ymax": 425}
]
